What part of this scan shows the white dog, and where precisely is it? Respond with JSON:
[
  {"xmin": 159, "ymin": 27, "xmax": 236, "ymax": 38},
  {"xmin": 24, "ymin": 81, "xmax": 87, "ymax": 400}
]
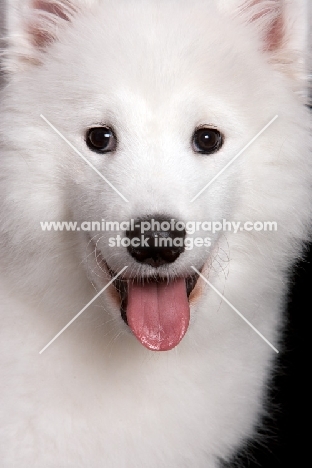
[{"xmin": 0, "ymin": 0, "xmax": 311, "ymax": 466}]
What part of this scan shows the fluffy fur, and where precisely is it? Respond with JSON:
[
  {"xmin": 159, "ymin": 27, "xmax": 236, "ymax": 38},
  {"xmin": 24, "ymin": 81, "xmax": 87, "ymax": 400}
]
[{"xmin": 0, "ymin": 0, "xmax": 311, "ymax": 466}]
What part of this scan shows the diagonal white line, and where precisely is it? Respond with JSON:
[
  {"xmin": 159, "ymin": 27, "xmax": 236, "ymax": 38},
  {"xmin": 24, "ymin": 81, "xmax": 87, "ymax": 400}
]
[
  {"xmin": 39, "ymin": 266, "xmax": 128, "ymax": 354},
  {"xmin": 191, "ymin": 266, "xmax": 279, "ymax": 353},
  {"xmin": 190, "ymin": 115, "xmax": 278, "ymax": 203},
  {"xmin": 40, "ymin": 114, "xmax": 129, "ymax": 203}
]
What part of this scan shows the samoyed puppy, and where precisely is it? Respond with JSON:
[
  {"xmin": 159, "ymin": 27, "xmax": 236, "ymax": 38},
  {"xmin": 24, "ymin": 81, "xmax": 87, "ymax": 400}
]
[{"xmin": 0, "ymin": 0, "xmax": 311, "ymax": 466}]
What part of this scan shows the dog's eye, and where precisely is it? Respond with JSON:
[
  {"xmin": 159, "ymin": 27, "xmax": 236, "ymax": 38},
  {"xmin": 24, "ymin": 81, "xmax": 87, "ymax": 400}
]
[
  {"xmin": 86, "ymin": 127, "xmax": 117, "ymax": 153},
  {"xmin": 192, "ymin": 128, "xmax": 223, "ymax": 155}
]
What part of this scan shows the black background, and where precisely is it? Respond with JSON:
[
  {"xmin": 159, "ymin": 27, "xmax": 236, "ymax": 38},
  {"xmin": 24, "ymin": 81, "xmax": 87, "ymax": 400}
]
[{"xmin": 228, "ymin": 242, "xmax": 311, "ymax": 467}]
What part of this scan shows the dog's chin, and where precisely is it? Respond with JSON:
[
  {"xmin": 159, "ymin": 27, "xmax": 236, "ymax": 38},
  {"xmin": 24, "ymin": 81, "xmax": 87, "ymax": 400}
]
[{"xmin": 87, "ymin": 238, "xmax": 205, "ymax": 352}]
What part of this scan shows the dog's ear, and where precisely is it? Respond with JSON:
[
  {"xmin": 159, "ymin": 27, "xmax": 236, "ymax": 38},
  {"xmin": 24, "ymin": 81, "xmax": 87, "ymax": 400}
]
[
  {"xmin": 239, "ymin": 0, "xmax": 309, "ymax": 100},
  {"xmin": 26, "ymin": 0, "xmax": 77, "ymax": 48},
  {"xmin": 3, "ymin": 0, "xmax": 78, "ymax": 71},
  {"xmin": 240, "ymin": 0, "xmax": 284, "ymax": 52}
]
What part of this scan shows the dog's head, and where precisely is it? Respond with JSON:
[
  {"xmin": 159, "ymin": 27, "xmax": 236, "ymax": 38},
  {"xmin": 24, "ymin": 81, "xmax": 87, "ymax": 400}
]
[{"xmin": 0, "ymin": 0, "xmax": 309, "ymax": 350}]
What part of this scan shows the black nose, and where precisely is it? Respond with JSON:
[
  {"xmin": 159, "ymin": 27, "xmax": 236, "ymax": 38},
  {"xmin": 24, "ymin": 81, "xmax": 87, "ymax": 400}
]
[{"xmin": 126, "ymin": 216, "xmax": 186, "ymax": 267}]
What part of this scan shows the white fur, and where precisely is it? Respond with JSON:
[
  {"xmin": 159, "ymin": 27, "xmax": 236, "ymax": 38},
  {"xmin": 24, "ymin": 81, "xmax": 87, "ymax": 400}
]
[{"xmin": 0, "ymin": 1, "xmax": 311, "ymax": 466}]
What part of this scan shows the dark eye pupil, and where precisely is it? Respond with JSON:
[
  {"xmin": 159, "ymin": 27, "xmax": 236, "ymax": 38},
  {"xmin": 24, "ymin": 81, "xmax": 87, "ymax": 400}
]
[
  {"xmin": 86, "ymin": 127, "xmax": 116, "ymax": 153},
  {"xmin": 193, "ymin": 128, "xmax": 223, "ymax": 154},
  {"xmin": 91, "ymin": 129, "xmax": 111, "ymax": 146}
]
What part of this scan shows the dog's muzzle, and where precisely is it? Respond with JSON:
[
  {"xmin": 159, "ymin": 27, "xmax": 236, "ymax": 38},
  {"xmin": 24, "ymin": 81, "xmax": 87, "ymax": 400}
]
[{"xmin": 103, "ymin": 215, "xmax": 202, "ymax": 352}]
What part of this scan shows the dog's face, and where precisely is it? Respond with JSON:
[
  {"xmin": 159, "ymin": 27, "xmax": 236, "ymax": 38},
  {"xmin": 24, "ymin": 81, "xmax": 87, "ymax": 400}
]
[{"xmin": 1, "ymin": 0, "xmax": 307, "ymax": 350}]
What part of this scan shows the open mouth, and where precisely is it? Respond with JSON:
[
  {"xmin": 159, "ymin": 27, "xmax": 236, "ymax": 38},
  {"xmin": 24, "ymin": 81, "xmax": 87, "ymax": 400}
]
[{"xmin": 106, "ymin": 264, "xmax": 199, "ymax": 352}]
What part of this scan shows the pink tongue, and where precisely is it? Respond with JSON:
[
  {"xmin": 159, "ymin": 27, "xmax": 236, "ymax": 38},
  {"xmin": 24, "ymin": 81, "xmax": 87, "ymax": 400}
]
[{"xmin": 127, "ymin": 278, "xmax": 190, "ymax": 351}]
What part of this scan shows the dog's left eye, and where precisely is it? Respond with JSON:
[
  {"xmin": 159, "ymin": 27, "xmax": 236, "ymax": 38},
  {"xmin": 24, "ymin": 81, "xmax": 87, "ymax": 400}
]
[
  {"xmin": 86, "ymin": 127, "xmax": 117, "ymax": 153},
  {"xmin": 192, "ymin": 128, "xmax": 223, "ymax": 155}
]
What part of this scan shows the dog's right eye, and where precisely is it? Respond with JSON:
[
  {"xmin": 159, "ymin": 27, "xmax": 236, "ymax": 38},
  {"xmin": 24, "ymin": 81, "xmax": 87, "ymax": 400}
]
[{"xmin": 86, "ymin": 127, "xmax": 117, "ymax": 153}]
